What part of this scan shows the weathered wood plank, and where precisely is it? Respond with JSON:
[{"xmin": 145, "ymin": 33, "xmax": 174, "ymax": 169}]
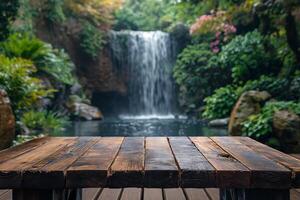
[
  {"xmin": 109, "ymin": 137, "xmax": 144, "ymax": 187},
  {"xmin": 97, "ymin": 188, "xmax": 121, "ymax": 200},
  {"xmin": 0, "ymin": 191, "xmax": 7, "ymax": 197},
  {"xmin": 144, "ymin": 137, "xmax": 179, "ymax": 187},
  {"xmin": 143, "ymin": 188, "xmax": 163, "ymax": 200},
  {"xmin": 205, "ymin": 188, "xmax": 219, "ymax": 200},
  {"xmin": 211, "ymin": 137, "xmax": 292, "ymax": 189},
  {"xmin": 120, "ymin": 188, "xmax": 141, "ymax": 200},
  {"xmin": 0, "ymin": 138, "xmax": 73, "ymax": 189},
  {"xmin": 290, "ymin": 154, "xmax": 300, "ymax": 160},
  {"xmin": 22, "ymin": 137, "xmax": 99, "ymax": 189},
  {"xmin": 190, "ymin": 137, "xmax": 251, "ymax": 188},
  {"xmin": 82, "ymin": 188, "xmax": 101, "ymax": 200},
  {"xmin": 164, "ymin": 188, "xmax": 186, "ymax": 200},
  {"xmin": 290, "ymin": 189, "xmax": 300, "ymax": 200},
  {"xmin": 0, "ymin": 190, "xmax": 11, "ymax": 200},
  {"xmin": 235, "ymin": 137, "xmax": 300, "ymax": 187},
  {"xmin": 0, "ymin": 137, "xmax": 50, "ymax": 164},
  {"xmin": 168, "ymin": 137, "xmax": 215, "ymax": 187},
  {"xmin": 66, "ymin": 137, "xmax": 124, "ymax": 188},
  {"xmin": 184, "ymin": 188, "xmax": 210, "ymax": 200}
]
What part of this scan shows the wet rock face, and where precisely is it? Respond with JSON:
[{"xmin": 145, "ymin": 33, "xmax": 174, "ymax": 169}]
[
  {"xmin": 209, "ymin": 118, "xmax": 229, "ymax": 127},
  {"xmin": 68, "ymin": 102, "xmax": 103, "ymax": 121},
  {"xmin": 228, "ymin": 91, "xmax": 271, "ymax": 136},
  {"xmin": 273, "ymin": 110, "xmax": 300, "ymax": 153},
  {"xmin": 0, "ymin": 89, "xmax": 15, "ymax": 150}
]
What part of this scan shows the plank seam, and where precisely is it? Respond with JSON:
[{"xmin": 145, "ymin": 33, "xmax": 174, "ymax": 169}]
[
  {"xmin": 208, "ymin": 137, "xmax": 253, "ymax": 172},
  {"xmin": 234, "ymin": 137, "xmax": 297, "ymax": 180},
  {"xmin": 118, "ymin": 188, "xmax": 124, "ymax": 200},
  {"xmin": 210, "ymin": 137, "xmax": 293, "ymax": 189},
  {"xmin": 62, "ymin": 138, "xmax": 101, "ymax": 187},
  {"xmin": 94, "ymin": 188, "xmax": 104, "ymax": 200},
  {"xmin": 167, "ymin": 137, "xmax": 182, "ymax": 187},
  {"xmin": 18, "ymin": 138, "xmax": 75, "ymax": 188},
  {"xmin": 143, "ymin": 137, "xmax": 146, "ymax": 181},
  {"xmin": 107, "ymin": 138, "xmax": 125, "ymax": 178},
  {"xmin": 0, "ymin": 137, "xmax": 51, "ymax": 165},
  {"xmin": 203, "ymin": 189, "xmax": 215, "ymax": 200},
  {"xmin": 182, "ymin": 188, "xmax": 189, "ymax": 200},
  {"xmin": 187, "ymin": 137, "xmax": 218, "ymax": 171}
]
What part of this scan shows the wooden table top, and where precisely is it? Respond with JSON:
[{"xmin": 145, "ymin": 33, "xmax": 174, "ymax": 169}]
[{"xmin": 0, "ymin": 136, "xmax": 299, "ymax": 190}]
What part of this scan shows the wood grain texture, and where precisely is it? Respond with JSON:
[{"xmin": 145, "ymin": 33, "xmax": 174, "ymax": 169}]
[
  {"xmin": 168, "ymin": 137, "xmax": 216, "ymax": 187},
  {"xmin": 143, "ymin": 188, "xmax": 163, "ymax": 200},
  {"xmin": 144, "ymin": 137, "xmax": 179, "ymax": 187},
  {"xmin": 164, "ymin": 188, "xmax": 186, "ymax": 200},
  {"xmin": 0, "ymin": 137, "xmax": 72, "ymax": 189},
  {"xmin": 0, "ymin": 190, "xmax": 11, "ymax": 200},
  {"xmin": 82, "ymin": 188, "xmax": 100, "ymax": 200},
  {"xmin": 109, "ymin": 137, "xmax": 144, "ymax": 187},
  {"xmin": 22, "ymin": 137, "xmax": 99, "ymax": 189},
  {"xmin": 97, "ymin": 188, "xmax": 121, "ymax": 200},
  {"xmin": 235, "ymin": 137, "xmax": 300, "ymax": 187},
  {"xmin": 120, "ymin": 188, "xmax": 141, "ymax": 200},
  {"xmin": 0, "ymin": 137, "xmax": 50, "ymax": 165},
  {"xmin": 205, "ymin": 188, "xmax": 219, "ymax": 200},
  {"xmin": 184, "ymin": 188, "xmax": 210, "ymax": 200},
  {"xmin": 66, "ymin": 137, "xmax": 124, "ymax": 188},
  {"xmin": 191, "ymin": 137, "xmax": 250, "ymax": 188},
  {"xmin": 211, "ymin": 137, "xmax": 292, "ymax": 189}
]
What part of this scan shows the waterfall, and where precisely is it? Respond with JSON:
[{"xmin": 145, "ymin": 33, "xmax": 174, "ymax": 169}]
[{"xmin": 110, "ymin": 31, "xmax": 176, "ymax": 118}]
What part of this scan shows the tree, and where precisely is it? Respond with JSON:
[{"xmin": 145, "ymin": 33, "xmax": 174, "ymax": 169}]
[{"xmin": 0, "ymin": 0, "xmax": 20, "ymax": 41}]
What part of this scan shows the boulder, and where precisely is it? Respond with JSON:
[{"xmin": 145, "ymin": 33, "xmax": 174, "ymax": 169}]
[
  {"xmin": 0, "ymin": 89, "xmax": 15, "ymax": 150},
  {"xmin": 228, "ymin": 91, "xmax": 271, "ymax": 136},
  {"xmin": 273, "ymin": 110, "xmax": 300, "ymax": 153},
  {"xmin": 68, "ymin": 102, "xmax": 103, "ymax": 120},
  {"xmin": 209, "ymin": 118, "xmax": 229, "ymax": 127}
]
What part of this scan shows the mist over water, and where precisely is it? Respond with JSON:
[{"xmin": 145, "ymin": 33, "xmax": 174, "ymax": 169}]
[{"xmin": 110, "ymin": 31, "xmax": 176, "ymax": 118}]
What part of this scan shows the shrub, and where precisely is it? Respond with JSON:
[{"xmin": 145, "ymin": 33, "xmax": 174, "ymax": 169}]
[
  {"xmin": 0, "ymin": 55, "xmax": 52, "ymax": 113},
  {"xmin": 173, "ymin": 43, "xmax": 230, "ymax": 110},
  {"xmin": 219, "ymin": 30, "xmax": 275, "ymax": 83},
  {"xmin": 202, "ymin": 85, "xmax": 241, "ymax": 119},
  {"xmin": 80, "ymin": 22, "xmax": 106, "ymax": 59},
  {"xmin": 242, "ymin": 101, "xmax": 300, "ymax": 139},
  {"xmin": 21, "ymin": 110, "xmax": 69, "ymax": 135},
  {"xmin": 44, "ymin": 0, "xmax": 66, "ymax": 24},
  {"xmin": 0, "ymin": 33, "xmax": 76, "ymax": 85},
  {"xmin": 241, "ymin": 76, "xmax": 289, "ymax": 100}
]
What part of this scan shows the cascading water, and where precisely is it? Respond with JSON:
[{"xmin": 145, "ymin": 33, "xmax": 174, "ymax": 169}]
[{"xmin": 110, "ymin": 31, "xmax": 177, "ymax": 118}]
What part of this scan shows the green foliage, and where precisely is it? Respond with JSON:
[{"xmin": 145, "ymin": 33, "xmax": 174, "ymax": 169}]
[
  {"xmin": 39, "ymin": 48, "xmax": 76, "ymax": 85},
  {"xmin": 0, "ymin": 33, "xmax": 76, "ymax": 85},
  {"xmin": 290, "ymin": 77, "xmax": 300, "ymax": 101},
  {"xmin": 242, "ymin": 76, "xmax": 289, "ymax": 100},
  {"xmin": 21, "ymin": 110, "xmax": 69, "ymax": 135},
  {"xmin": 0, "ymin": 0, "xmax": 20, "ymax": 41},
  {"xmin": 219, "ymin": 30, "xmax": 275, "ymax": 82},
  {"xmin": 202, "ymin": 85, "xmax": 241, "ymax": 119},
  {"xmin": 114, "ymin": 0, "xmax": 173, "ymax": 31},
  {"xmin": 80, "ymin": 22, "xmax": 106, "ymax": 59},
  {"xmin": 44, "ymin": 0, "xmax": 66, "ymax": 23},
  {"xmin": 173, "ymin": 43, "xmax": 230, "ymax": 110},
  {"xmin": 12, "ymin": 0, "xmax": 35, "ymax": 34},
  {"xmin": 242, "ymin": 101, "xmax": 300, "ymax": 139},
  {"xmin": 14, "ymin": 134, "xmax": 45, "ymax": 146},
  {"xmin": 0, "ymin": 55, "xmax": 52, "ymax": 113}
]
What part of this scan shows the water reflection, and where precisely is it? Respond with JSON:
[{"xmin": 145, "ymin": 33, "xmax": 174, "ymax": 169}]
[{"xmin": 63, "ymin": 117, "xmax": 227, "ymax": 137}]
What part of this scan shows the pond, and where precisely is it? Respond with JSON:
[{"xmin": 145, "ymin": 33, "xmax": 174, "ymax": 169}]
[{"xmin": 63, "ymin": 115, "xmax": 227, "ymax": 137}]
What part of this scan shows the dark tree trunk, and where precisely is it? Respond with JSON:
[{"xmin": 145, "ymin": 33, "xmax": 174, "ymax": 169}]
[{"xmin": 285, "ymin": 10, "xmax": 300, "ymax": 78}]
